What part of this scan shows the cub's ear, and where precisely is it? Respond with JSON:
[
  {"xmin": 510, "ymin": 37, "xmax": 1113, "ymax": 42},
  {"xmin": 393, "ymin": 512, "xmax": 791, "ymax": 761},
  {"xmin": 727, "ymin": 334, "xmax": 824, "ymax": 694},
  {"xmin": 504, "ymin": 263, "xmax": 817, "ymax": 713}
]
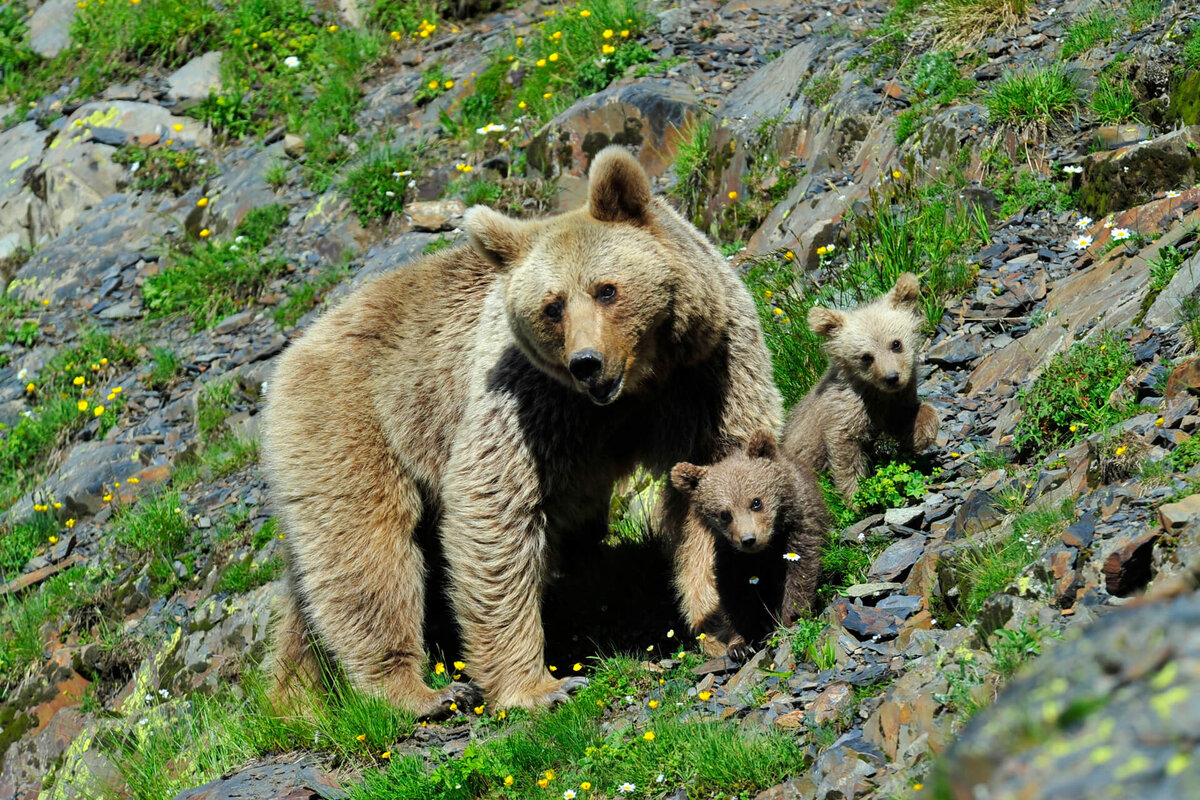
[
  {"xmin": 670, "ymin": 462, "xmax": 707, "ymax": 495},
  {"xmin": 808, "ymin": 306, "xmax": 844, "ymax": 338},
  {"xmin": 888, "ymin": 272, "xmax": 921, "ymax": 311},
  {"xmin": 745, "ymin": 430, "xmax": 778, "ymax": 460},
  {"xmin": 588, "ymin": 146, "xmax": 651, "ymax": 224},
  {"xmin": 465, "ymin": 205, "xmax": 532, "ymax": 268}
]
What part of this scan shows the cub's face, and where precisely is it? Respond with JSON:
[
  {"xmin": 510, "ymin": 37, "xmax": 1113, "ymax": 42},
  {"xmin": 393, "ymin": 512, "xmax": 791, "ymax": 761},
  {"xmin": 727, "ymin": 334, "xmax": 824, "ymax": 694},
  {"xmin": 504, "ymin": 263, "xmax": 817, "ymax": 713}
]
[
  {"xmin": 671, "ymin": 431, "xmax": 786, "ymax": 554},
  {"xmin": 808, "ymin": 273, "xmax": 924, "ymax": 394},
  {"xmin": 504, "ymin": 221, "xmax": 671, "ymax": 405}
]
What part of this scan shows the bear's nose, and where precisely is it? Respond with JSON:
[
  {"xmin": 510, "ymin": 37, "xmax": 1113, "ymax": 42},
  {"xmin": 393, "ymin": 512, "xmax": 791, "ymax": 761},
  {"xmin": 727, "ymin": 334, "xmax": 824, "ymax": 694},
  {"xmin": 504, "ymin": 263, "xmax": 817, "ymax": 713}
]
[
  {"xmin": 568, "ymin": 349, "xmax": 604, "ymax": 383},
  {"xmin": 884, "ymin": 371, "xmax": 900, "ymax": 386},
  {"xmin": 740, "ymin": 533, "xmax": 757, "ymax": 548}
]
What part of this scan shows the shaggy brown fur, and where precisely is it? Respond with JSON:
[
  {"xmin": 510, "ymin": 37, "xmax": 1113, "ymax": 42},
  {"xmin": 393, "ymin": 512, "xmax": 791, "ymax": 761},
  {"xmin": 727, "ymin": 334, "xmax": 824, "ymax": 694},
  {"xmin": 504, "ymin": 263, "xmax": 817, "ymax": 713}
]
[
  {"xmin": 782, "ymin": 273, "xmax": 939, "ymax": 502},
  {"xmin": 671, "ymin": 431, "xmax": 826, "ymax": 661},
  {"xmin": 261, "ymin": 146, "xmax": 781, "ymax": 715}
]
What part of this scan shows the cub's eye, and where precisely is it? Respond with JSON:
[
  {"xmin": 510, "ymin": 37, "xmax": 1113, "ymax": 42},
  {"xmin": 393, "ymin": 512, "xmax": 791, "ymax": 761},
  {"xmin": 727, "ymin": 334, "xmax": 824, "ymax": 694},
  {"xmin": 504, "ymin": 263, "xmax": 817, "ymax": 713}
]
[
  {"xmin": 891, "ymin": 339, "xmax": 903, "ymax": 352},
  {"xmin": 544, "ymin": 301, "xmax": 563, "ymax": 322},
  {"xmin": 860, "ymin": 353, "xmax": 874, "ymax": 365},
  {"xmin": 750, "ymin": 498, "xmax": 763, "ymax": 511},
  {"xmin": 596, "ymin": 284, "xmax": 617, "ymax": 302},
  {"xmin": 718, "ymin": 510, "xmax": 733, "ymax": 524}
]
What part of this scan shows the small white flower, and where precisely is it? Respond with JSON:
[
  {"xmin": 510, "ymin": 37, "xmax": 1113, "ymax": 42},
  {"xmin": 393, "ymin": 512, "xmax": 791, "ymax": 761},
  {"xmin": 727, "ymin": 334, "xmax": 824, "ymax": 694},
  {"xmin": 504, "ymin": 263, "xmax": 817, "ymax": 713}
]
[
  {"xmin": 17, "ymin": 369, "xmax": 26, "ymax": 379},
  {"xmin": 235, "ymin": 235, "xmax": 245, "ymax": 243},
  {"xmin": 618, "ymin": 784, "xmax": 637, "ymax": 794},
  {"xmin": 1071, "ymin": 235, "xmax": 1093, "ymax": 249},
  {"xmin": 385, "ymin": 191, "xmax": 395, "ymax": 197},
  {"xmin": 1104, "ymin": 217, "xmax": 1115, "ymax": 228},
  {"xmin": 656, "ymin": 774, "xmax": 665, "ymax": 783},
  {"xmin": 1166, "ymin": 190, "xmax": 1181, "ymax": 198},
  {"xmin": 748, "ymin": 576, "xmax": 760, "ymax": 585},
  {"xmin": 666, "ymin": 629, "xmax": 675, "ymax": 637},
  {"xmin": 857, "ymin": 532, "xmax": 866, "ymax": 542},
  {"xmin": 1062, "ymin": 165, "xmax": 1083, "ymax": 174},
  {"xmin": 1076, "ymin": 216, "xmax": 1093, "ymax": 228},
  {"xmin": 284, "ymin": 56, "xmax": 301, "ymax": 69},
  {"xmin": 475, "ymin": 123, "xmax": 508, "ymax": 135},
  {"xmin": 825, "ymin": 243, "xmax": 836, "ymax": 253},
  {"xmin": 783, "ymin": 552, "xmax": 801, "ymax": 561},
  {"xmin": 564, "ymin": 791, "xmax": 576, "ymax": 799},
  {"xmin": 393, "ymin": 170, "xmax": 412, "ymax": 178},
  {"xmin": 229, "ymin": 245, "xmax": 239, "ymax": 252},
  {"xmin": 159, "ymin": 688, "xmax": 170, "ymax": 698},
  {"xmin": 1112, "ymin": 228, "xmax": 1132, "ymax": 240}
]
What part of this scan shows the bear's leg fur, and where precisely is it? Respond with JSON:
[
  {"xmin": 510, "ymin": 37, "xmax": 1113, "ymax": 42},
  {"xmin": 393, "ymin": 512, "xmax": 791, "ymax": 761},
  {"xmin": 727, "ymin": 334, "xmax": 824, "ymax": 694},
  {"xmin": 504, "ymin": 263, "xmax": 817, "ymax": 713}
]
[
  {"xmin": 826, "ymin": 427, "xmax": 869, "ymax": 502},
  {"xmin": 439, "ymin": 416, "xmax": 590, "ymax": 709},
  {"xmin": 911, "ymin": 402, "xmax": 940, "ymax": 452},
  {"xmin": 661, "ymin": 488, "xmax": 729, "ymax": 657},
  {"xmin": 280, "ymin": 471, "xmax": 479, "ymax": 718},
  {"xmin": 268, "ymin": 581, "xmax": 323, "ymax": 708}
]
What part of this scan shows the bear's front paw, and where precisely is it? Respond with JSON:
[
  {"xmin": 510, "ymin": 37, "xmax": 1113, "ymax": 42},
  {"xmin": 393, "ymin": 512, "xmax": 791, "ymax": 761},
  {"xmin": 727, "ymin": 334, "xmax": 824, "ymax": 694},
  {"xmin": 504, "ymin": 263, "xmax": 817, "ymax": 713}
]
[
  {"xmin": 726, "ymin": 636, "xmax": 756, "ymax": 664},
  {"xmin": 537, "ymin": 675, "xmax": 590, "ymax": 706},
  {"xmin": 428, "ymin": 681, "xmax": 484, "ymax": 719}
]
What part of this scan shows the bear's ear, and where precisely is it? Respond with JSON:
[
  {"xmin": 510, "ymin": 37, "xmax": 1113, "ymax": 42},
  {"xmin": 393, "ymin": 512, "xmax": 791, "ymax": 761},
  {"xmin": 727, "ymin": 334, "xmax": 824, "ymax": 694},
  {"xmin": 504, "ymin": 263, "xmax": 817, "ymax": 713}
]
[
  {"xmin": 808, "ymin": 306, "xmax": 844, "ymax": 338},
  {"xmin": 745, "ymin": 430, "xmax": 778, "ymax": 460},
  {"xmin": 465, "ymin": 205, "xmax": 532, "ymax": 268},
  {"xmin": 887, "ymin": 272, "xmax": 921, "ymax": 311},
  {"xmin": 670, "ymin": 462, "xmax": 707, "ymax": 495},
  {"xmin": 588, "ymin": 146, "xmax": 651, "ymax": 224}
]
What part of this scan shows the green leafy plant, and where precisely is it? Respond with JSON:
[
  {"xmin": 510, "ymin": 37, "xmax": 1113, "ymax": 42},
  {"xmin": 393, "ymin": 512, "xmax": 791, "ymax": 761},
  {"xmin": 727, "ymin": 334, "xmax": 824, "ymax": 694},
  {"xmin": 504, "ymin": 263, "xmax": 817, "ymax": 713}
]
[
  {"xmin": 669, "ymin": 119, "xmax": 713, "ymax": 227},
  {"xmin": 1091, "ymin": 74, "xmax": 1139, "ymax": 123},
  {"xmin": 1061, "ymin": 7, "xmax": 1118, "ymax": 60},
  {"xmin": 344, "ymin": 144, "xmax": 415, "ymax": 222},
  {"xmin": 853, "ymin": 461, "xmax": 928, "ymax": 513},
  {"xmin": 147, "ymin": 346, "xmax": 183, "ymax": 390},
  {"xmin": 414, "ymin": 63, "xmax": 453, "ymax": 105},
  {"xmin": 112, "ymin": 146, "xmax": 217, "ymax": 195},
  {"xmin": 1011, "ymin": 330, "xmax": 1135, "ymax": 456}
]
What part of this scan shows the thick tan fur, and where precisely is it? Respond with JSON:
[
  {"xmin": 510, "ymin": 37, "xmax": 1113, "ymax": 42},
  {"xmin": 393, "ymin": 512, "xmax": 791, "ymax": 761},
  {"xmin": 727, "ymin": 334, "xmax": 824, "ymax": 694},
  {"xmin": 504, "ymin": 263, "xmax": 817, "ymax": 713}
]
[
  {"xmin": 782, "ymin": 273, "xmax": 939, "ymax": 502},
  {"xmin": 261, "ymin": 146, "xmax": 781, "ymax": 713},
  {"xmin": 671, "ymin": 430, "xmax": 827, "ymax": 660}
]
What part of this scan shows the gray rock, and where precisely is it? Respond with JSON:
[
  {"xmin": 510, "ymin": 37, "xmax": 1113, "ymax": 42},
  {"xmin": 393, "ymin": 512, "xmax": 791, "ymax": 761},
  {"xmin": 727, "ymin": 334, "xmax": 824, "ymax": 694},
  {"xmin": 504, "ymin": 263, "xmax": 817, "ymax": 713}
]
[
  {"xmin": 28, "ymin": 0, "xmax": 78, "ymax": 58},
  {"xmin": 166, "ymin": 51, "xmax": 223, "ymax": 103},
  {"xmin": 171, "ymin": 757, "xmax": 346, "ymax": 800},
  {"xmin": 928, "ymin": 334, "xmax": 983, "ymax": 369},
  {"xmin": 406, "ymin": 199, "xmax": 466, "ymax": 232},
  {"xmin": 1160, "ymin": 494, "xmax": 1200, "ymax": 532},
  {"xmin": 869, "ymin": 535, "xmax": 926, "ymax": 582},
  {"xmin": 656, "ymin": 7, "xmax": 690, "ymax": 33},
  {"xmin": 884, "ymin": 505, "xmax": 925, "ymax": 529}
]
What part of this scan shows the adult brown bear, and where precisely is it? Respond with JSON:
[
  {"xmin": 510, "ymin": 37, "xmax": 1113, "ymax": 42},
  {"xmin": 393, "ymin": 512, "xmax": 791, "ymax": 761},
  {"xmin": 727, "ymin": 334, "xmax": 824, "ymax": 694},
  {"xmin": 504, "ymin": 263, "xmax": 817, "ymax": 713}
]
[{"xmin": 261, "ymin": 146, "xmax": 781, "ymax": 715}]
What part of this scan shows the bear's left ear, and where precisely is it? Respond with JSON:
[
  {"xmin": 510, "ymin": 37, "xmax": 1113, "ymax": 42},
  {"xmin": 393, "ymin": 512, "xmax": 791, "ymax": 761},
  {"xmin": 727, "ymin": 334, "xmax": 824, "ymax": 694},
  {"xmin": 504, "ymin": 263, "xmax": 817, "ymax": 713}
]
[
  {"xmin": 465, "ymin": 205, "xmax": 532, "ymax": 269},
  {"xmin": 588, "ymin": 146, "xmax": 651, "ymax": 224},
  {"xmin": 670, "ymin": 462, "xmax": 707, "ymax": 495},
  {"xmin": 808, "ymin": 306, "xmax": 844, "ymax": 338},
  {"xmin": 745, "ymin": 430, "xmax": 778, "ymax": 460},
  {"xmin": 887, "ymin": 272, "xmax": 921, "ymax": 312}
]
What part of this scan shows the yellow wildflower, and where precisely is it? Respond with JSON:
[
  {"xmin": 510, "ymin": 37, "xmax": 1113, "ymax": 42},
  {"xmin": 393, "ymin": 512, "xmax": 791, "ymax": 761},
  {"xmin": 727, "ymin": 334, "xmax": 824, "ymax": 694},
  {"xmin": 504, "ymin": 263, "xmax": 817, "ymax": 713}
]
[
  {"xmin": 580, "ymin": 9, "xmax": 590, "ymax": 17},
  {"xmin": 549, "ymin": 52, "xmax": 559, "ymax": 62},
  {"xmin": 602, "ymin": 44, "xmax": 615, "ymax": 54},
  {"xmin": 1069, "ymin": 424, "xmax": 1077, "ymax": 432},
  {"xmin": 504, "ymin": 776, "xmax": 514, "ymax": 786},
  {"xmin": 73, "ymin": 375, "xmax": 84, "ymax": 386},
  {"xmin": 449, "ymin": 702, "xmax": 457, "ymax": 711},
  {"xmin": 390, "ymin": 30, "xmax": 401, "ymax": 41},
  {"xmin": 474, "ymin": 704, "xmax": 485, "ymax": 714},
  {"xmin": 199, "ymin": 228, "xmax": 210, "ymax": 238},
  {"xmin": 454, "ymin": 660, "xmax": 465, "ymax": 670},
  {"xmin": 518, "ymin": 101, "xmax": 527, "ymax": 109},
  {"xmin": 327, "ymin": 24, "xmax": 339, "ymax": 32},
  {"xmin": 197, "ymin": 197, "xmax": 208, "ymax": 207},
  {"xmin": 648, "ymin": 699, "xmax": 659, "ymax": 709},
  {"xmin": 728, "ymin": 190, "xmax": 738, "ymax": 200},
  {"xmin": 892, "ymin": 170, "xmax": 902, "ymax": 179},
  {"xmin": 65, "ymin": 518, "xmax": 75, "ymax": 528},
  {"xmin": 173, "ymin": 123, "xmax": 183, "ymax": 132},
  {"xmin": 817, "ymin": 246, "xmax": 827, "ymax": 256},
  {"xmin": 434, "ymin": 662, "xmax": 445, "ymax": 674},
  {"xmin": 538, "ymin": 779, "xmax": 549, "ymax": 788},
  {"xmin": 543, "ymin": 91, "xmax": 553, "ymax": 99},
  {"xmin": 94, "ymin": 405, "xmax": 104, "ymax": 416},
  {"xmin": 356, "ymin": 733, "xmax": 366, "ymax": 741},
  {"xmin": 552, "ymin": 31, "xmax": 562, "ymax": 40},
  {"xmin": 621, "ymin": 29, "xmax": 629, "ymax": 37},
  {"xmin": 128, "ymin": 477, "xmax": 138, "ymax": 484},
  {"xmin": 1156, "ymin": 417, "xmax": 1165, "ymax": 426},
  {"xmin": 381, "ymin": 750, "xmax": 390, "ymax": 759},
  {"xmin": 1115, "ymin": 446, "xmax": 1127, "ymax": 456},
  {"xmin": 25, "ymin": 383, "xmax": 34, "ymax": 393},
  {"xmin": 537, "ymin": 58, "xmax": 547, "ymax": 67},
  {"xmin": 77, "ymin": 400, "xmax": 88, "ymax": 412},
  {"xmin": 602, "ymin": 29, "xmax": 613, "ymax": 38},
  {"xmin": 698, "ymin": 690, "xmax": 712, "ymax": 700},
  {"xmin": 545, "ymin": 770, "xmax": 555, "ymax": 780},
  {"xmin": 103, "ymin": 494, "xmax": 113, "ymax": 502},
  {"xmin": 573, "ymin": 662, "xmax": 583, "ymax": 671},
  {"xmin": 643, "ymin": 731, "xmax": 655, "ymax": 741},
  {"xmin": 581, "ymin": 782, "xmax": 591, "ymax": 790},
  {"xmin": 443, "ymin": 80, "xmax": 454, "ymax": 89},
  {"xmin": 429, "ymin": 80, "xmax": 439, "ymax": 89}
]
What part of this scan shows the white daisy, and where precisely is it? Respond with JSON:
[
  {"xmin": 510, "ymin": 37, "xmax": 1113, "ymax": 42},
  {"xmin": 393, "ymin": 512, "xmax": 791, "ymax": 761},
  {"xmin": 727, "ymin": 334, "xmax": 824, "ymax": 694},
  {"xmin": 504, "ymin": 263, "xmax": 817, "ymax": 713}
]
[
  {"xmin": 1166, "ymin": 190, "xmax": 1181, "ymax": 198},
  {"xmin": 1076, "ymin": 216, "xmax": 1093, "ymax": 228},
  {"xmin": 1071, "ymin": 235, "xmax": 1093, "ymax": 249},
  {"xmin": 618, "ymin": 784, "xmax": 636, "ymax": 794},
  {"xmin": 1111, "ymin": 228, "xmax": 1131, "ymax": 240},
  {"xmin": 748, "ymin": 576, "xmax": 760, "ymax": 584},
  {"xmin": 283, "ymin": 56, "xmax": 301, "ymax": 69},
  {"xmin": 1062, "ymin": 165, "xmax": 1083, "ymax": 174},
  {"xmin": 783, "ymin": 552, "xmax": 801, "ymax": 561}
]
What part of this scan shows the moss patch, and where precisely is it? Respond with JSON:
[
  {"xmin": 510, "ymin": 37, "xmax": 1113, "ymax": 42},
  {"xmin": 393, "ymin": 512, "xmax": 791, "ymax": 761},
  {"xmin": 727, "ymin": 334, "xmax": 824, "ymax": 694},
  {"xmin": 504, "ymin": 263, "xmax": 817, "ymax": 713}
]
[{"xmin": 1078, "ymin": 147, "xmax": 1200, "ymax": 219}]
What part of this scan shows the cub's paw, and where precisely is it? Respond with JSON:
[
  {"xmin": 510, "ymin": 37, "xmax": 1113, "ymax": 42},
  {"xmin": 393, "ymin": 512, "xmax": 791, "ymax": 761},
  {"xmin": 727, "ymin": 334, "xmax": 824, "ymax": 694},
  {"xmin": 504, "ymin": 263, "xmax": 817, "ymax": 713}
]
[{"xmin": 426, "ymin": 681, "xmax": 483, "ymax": 719}]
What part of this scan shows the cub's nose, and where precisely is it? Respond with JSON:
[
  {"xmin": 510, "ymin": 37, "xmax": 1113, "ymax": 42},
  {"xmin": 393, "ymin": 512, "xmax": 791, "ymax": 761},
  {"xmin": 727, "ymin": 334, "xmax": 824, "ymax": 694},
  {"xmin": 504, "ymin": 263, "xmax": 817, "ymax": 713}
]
[
  {"xmin": 884, "ymin": 371, "xmax": 900, "ymax": 387},
  {"xmin": 740, "ymin": 533, "xmax": 758, "ymax": 548},
  {"xmin": 568, "ymin": 349, "xmax": 604, "ymax": 383}
]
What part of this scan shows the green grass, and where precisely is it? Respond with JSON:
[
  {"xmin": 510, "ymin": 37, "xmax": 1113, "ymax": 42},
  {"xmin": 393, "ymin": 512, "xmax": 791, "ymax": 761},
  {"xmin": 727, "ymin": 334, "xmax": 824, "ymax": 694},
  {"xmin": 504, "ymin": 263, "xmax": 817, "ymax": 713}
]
[
  {"xmin": 1126, "ymin": 0, "xmax": 1161, "ymax": 30},
  {"xmin": 111, "ymin": 146, "xmax": 217, "ymax": 195},
  {"xmin": 1011, "ymin": 330, "xmax": 1136, "ymax": 457},
  {"xmin": 344, "ymin": 143, "xmax": 416, "ymax": 223},
  {"xmin": 985, "ymin": 65, "xmax": 1080, "ymax": 126},
  {"xmin": 1148, "ymin": 245, "xmax": 1186, "ymax": 294},
  {"xmin": 0, "ymin": 329, "xmax": 136, "ymax": 508},
  {"xmin": 804, "ymin": 73, "xmax": 839, "ymax": 107},
  {"xmin": 196, "ymin": 379, "xmax": 236, "ymax": 440},
  {"xmin": 1184, "ymin": 24, "xmax": 1200, "ymax": 71},
  {"xmin": 0, "ymin": 4, "xmax": 37, "ymax": 98},
  {"xmin": 214, "ymin": 555, "xmax": 282, "ymax": 594},
  {"xmin": 172, "ymin": 432, "xmax": 259, "ymax": 487},
  {"xmin": 368, "ymin": 0, "xmax": 443, "ymax": 37},
  {"xmin": 351, "ymin": 657, "xmax": 804, "ymax": 800},
  {"xmin": 994, "ymin": 169, "xmax": 1074, "ymax": 218},
  {"xmin": 668, "ymin": 120, "xmax": 713, "ymax": 227},
  {"xmin": 1061, "ymin": 8, "xmax": 1119, "ymax": 60},
  {"xmin": 144, "ymin": 204, "xmax": 289, "ymax": 329},
  {"xmin": 113, "ymin": 491, "xmax": 190, "ymax": 560},
  {"xmin": 273, "ymin": 262, "xmax": 351, "ymax": 328},
  {"xmin": 1091, "ymin": 75, "xmax": 1139, "ymax": 123},
  {"xmin": 947, "ymin": 500, "xmax": 1073, "ymax": 625},
  {"xmin": 102, "ymin": 668, "xmax": 416, "ymax": 800},
  {"xmin": 0, "ymin": 510, "xmax": 59, "ymax": 581},
  {"xmin": 1169, "ymin": 433, "xmax": 1200, "ymax": 471},
  {"xmin": 146, "ymin": 346, "xmax": 183, "ymax": 391}
]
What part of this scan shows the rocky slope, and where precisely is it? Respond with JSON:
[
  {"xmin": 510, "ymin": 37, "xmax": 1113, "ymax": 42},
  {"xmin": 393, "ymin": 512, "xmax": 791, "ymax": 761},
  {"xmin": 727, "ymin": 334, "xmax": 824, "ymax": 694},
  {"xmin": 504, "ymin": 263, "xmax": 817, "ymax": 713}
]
[{"xmin": 1, "ymin": 0, "xmax": 1200, "ymax": 798}]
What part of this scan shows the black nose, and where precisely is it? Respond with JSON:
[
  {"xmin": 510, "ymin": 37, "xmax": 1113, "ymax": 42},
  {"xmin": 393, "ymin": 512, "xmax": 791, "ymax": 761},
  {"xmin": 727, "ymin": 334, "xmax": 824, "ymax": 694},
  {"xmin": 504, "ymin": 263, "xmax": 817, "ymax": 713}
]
[
  {"xmin": 884, "ymin": 372, "xmax": 900, "ymax": 386},
  {"xmin": 740, "ymin": 534, "xmax": 757, "ymax": 548},
  {"xmin": 569, "ymin": 349, "xmax": 603, "ymax": 383}
]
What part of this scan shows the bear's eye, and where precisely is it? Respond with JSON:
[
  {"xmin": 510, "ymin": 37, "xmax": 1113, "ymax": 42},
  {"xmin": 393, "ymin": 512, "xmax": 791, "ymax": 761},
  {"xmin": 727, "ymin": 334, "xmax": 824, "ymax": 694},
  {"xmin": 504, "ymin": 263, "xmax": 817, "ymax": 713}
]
[
  {"xmin": 718, "ymin": 510, "xmax": 733, "ymax": 525},
  {"xmin": 891, "ymin": 339, "xmax": 903, "ymax": 352},
  {"xmin": 860, "ymin": 353, "xmax": 874, "ymax": 365},
  {"xmin": 596, "ymin": 284, "xmax": 617, "ymax": 303},
  {"xmin": 750, "ymin": 498, "xmax": 763, "ymax": 512},
  {"xmin": 544, "ymin": 301, "xmax": 563, "ymax": 322}
]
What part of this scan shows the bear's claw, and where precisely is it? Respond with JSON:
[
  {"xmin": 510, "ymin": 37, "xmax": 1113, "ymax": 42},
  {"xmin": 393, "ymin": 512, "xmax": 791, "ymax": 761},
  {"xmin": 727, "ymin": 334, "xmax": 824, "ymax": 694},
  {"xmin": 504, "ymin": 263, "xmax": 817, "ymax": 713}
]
[
  {"xmin": 727, "ymin": 641, "xmax": 756, "ymax": 664},
  {"xmin": 542, "ymin": 676, "xmax": 590, "ymax": 706},
  {"xmin": 425, "ymin": 681, "xmax": 483, "ymax": 719}
]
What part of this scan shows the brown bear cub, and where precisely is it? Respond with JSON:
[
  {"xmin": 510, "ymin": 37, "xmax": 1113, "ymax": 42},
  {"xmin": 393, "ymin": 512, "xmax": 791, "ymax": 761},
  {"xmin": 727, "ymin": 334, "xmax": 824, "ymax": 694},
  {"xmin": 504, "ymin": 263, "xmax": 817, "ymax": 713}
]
[
  {"xmin": 671, "ymin": 430, "xmax": 826, "ymax": 662},
  {"xmin": 782, "ymin": 272, "xmax": 939, "ymax": 503}
]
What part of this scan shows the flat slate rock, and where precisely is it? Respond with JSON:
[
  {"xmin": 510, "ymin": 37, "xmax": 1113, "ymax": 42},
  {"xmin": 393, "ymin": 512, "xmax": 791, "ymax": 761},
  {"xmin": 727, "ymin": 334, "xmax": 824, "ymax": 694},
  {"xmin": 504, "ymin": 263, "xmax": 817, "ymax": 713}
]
[{"xmin": 171, "ymin": 759, "xmax": 346, "ymax": 800}]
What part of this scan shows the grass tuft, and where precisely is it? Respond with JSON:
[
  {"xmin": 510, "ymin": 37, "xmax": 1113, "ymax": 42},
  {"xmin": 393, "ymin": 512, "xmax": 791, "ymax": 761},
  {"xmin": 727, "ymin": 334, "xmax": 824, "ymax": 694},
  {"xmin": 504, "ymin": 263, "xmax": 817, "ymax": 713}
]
[{"xmin": 985, "ymin": 65, "xmax": 1080, "ymax": 127}]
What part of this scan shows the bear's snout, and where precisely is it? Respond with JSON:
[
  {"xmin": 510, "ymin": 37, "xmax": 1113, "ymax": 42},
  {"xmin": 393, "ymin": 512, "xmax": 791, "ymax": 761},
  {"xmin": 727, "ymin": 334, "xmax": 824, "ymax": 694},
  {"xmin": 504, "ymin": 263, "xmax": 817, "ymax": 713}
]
[
  {"xmin": 568, "ymin": 349, "xmax": 604, "ymax": 383},
  {"xmin": 884, "ymin": 371, "xmax": 901, "ymax": 387},
  {"xmin": 740, "ymin": 533, "xmax": 758, "ymax": 548}
]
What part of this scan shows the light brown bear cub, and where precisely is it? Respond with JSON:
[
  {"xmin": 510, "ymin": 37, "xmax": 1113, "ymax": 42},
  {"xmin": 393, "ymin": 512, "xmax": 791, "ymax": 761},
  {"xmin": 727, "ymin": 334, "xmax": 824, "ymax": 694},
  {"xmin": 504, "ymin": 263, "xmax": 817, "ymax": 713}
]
[
  {"xmin": 262, "ymin": 146, "xmax": 781, "ymax": 717},
  {"xmin": 782, "ymin": 273, "xmax": 938, "ymax": 503},
  {"xmin": 671, "ymin": 430, "xmax": 826, "ymax": 662}
]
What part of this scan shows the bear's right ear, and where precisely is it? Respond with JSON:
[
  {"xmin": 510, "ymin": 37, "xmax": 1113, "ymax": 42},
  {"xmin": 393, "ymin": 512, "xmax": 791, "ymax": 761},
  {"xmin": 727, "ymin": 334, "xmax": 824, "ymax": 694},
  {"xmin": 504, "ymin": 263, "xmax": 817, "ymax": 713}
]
[
  {"xmin": 670, "ymin": 463, "xmax": 707, "ymax": 495},
  {"xmin": 465, "ymin": 206, "xmax": 532, "ymax": 269},
  {"xmin": 887, "ymin": 272, "xmax": 921, "ymax": 311},
  {"xmin": 808, "ymin": 306, "xmax": 844, "ymax": 338},
  {"xmin": 588, "ymin": 146, "xmax": 651, "ymax": 224},
  {"xmin": 745, "ymin": 430, "xmax": 778, "ymax": 460}
]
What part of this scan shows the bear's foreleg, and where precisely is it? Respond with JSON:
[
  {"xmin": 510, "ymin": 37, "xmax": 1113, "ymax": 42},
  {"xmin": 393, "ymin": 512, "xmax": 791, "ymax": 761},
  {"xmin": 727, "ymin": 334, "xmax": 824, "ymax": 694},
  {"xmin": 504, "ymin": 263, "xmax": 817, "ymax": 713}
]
[
  {"xmin": 661, "ymin": 484, "xmax": 731, "ymax": 657},
  {"xmin": 910, "ymin": 402, "xmax": 940, "ymax": 452},
  {"xmin": 440, "ymin": 426, "xmax": 589, "ymax": 709}
]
